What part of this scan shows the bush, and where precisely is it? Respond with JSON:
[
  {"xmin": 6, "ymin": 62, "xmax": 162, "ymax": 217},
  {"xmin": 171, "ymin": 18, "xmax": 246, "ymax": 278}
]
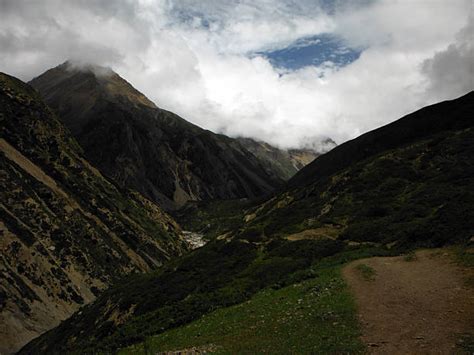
[{"xmin": 269, "ymin": 239, "xmax": 345, "ymax": 261}]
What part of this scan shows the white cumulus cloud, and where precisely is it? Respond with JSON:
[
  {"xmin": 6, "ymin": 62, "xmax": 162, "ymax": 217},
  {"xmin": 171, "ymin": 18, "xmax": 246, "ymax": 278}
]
[{"xmin": 0, "ymin": 0, "xmax": 472, "ymax": 148}]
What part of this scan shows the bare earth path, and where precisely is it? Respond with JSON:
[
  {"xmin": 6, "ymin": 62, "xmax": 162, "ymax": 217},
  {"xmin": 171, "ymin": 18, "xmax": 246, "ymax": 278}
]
[{"xmin": 343, "ymin": 249, "xmax": 474, "ymax": 354}]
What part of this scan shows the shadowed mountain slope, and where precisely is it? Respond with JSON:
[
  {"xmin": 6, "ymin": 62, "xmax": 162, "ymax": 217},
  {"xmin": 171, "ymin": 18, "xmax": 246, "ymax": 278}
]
[
  {"xmin": 238, "ymin": 91, "xmax": 474, "ymax": 246},
  {"xmin": 29, "ymin": 62, "xmax": 283, "ymax": 209},
  {"xmin": 289, "ymin": 92, "xmax": 474, "ymax": 188},
  {"xmin": 0, "ymin": 73, "xmax": 188, "ymax": 354}
]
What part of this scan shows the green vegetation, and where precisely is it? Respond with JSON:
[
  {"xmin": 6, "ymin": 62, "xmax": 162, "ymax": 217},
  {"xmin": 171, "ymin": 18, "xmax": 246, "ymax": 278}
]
[
  {"xmin": 454, "ymin": 246, "xmax": 474, "ymax": 268},
  {"xmin": 457, "ymin": 333, "xmax": 474, "ymax": 354},
  {"xmin": 236, "ymin": 93, "xmax": 474, "ymax": 249},
  {"xmin": 355, "ymin": 264, "xmax": 376, "ymax": 281},
  {"xmin": 116, "ymin": 246, "xmax": 394, "ymax": 354},
  {"xmin": 120, "ymin": 266, "xmax": 365, "ymax": 354},
  {"xmin": 403, "ymin": 251, "xmax": 418, "ymax": 262},
  {"xmin": 20, "ymin": 239, "xmax": 393, "ymax": 353}
]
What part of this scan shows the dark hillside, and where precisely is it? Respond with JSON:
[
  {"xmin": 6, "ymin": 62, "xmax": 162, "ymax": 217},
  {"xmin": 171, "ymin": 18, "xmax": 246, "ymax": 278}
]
[
  {"xmin": 289, "ymin": 92, "xmax": 473, "ymax": 188},
  {"xmin": 239, "ymin": 92, "xmax": 474, "ymax": 247},
  {"xmin": 0, "ymin": 73, "xmax": 188, "ymax": 353}
]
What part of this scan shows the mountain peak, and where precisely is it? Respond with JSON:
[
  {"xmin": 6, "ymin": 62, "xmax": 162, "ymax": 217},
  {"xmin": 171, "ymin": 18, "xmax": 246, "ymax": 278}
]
[
  {"xmin": 31, "ymin": 61, "xmax": 157, "ymax": 111},
  {"xmin": 60, "ymin": 60, "xmax": 115, "ymax": 77}
]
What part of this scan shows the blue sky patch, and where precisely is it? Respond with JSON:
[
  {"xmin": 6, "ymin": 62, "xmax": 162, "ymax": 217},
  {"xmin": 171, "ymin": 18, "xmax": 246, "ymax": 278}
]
[{"xmin": 258, "ymin": 33, "xmax": 362, "ymax": 71}]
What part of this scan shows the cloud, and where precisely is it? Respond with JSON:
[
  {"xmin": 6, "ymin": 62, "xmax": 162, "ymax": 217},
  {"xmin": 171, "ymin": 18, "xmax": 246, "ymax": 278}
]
[
  {"xmin": 0, "ymin": 0, "xmax": 472, "ymax": 149},
  {"xmin": 421, "ymin": 16, "xmax": 474, "ymax": 101}
]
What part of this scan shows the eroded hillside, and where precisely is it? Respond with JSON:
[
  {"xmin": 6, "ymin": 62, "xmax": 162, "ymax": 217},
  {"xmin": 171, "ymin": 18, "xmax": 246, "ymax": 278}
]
[{"xmin": 0, "ymin": 73, "xmax": 188, "ymax": 353}]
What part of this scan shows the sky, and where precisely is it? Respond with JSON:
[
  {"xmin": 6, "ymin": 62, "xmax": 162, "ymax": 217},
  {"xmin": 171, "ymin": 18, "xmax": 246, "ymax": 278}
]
[{"xmin": 0, "ymin": 0, "xmax": 473, "ymax": 150}]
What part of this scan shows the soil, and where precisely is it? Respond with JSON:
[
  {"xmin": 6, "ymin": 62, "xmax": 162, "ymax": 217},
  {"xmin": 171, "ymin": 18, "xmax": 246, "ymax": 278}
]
[{"xmin": 343, "ymin": 249, "xmax": 474, "ymax": 354}]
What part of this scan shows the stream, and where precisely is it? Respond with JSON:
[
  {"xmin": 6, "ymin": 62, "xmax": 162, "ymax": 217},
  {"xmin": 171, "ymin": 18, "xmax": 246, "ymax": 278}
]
[{"xmin": 182, "ymin": 231, "xmax": 207, "ymax": 249}]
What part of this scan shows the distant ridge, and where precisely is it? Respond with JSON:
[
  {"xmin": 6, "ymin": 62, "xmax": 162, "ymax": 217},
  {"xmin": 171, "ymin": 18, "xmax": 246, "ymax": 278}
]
[{"xmin": 236, "ymin": 136, "xmax": 334, "ymax": 180}]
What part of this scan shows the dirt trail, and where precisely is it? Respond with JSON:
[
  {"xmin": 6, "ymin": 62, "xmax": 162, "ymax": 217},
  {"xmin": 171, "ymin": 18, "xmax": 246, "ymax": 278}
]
[{"xmin": 343, "ymin": 249, "xmax": 474, "ymax": 354}]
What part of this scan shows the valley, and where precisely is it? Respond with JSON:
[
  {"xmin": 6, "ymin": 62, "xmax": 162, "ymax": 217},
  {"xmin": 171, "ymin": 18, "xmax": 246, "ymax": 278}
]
[
  {"xmin": 0, "ymin": 67, "xmax": 321, "ymax": 354},
  {"xmin": 2, "ymin": 2, "xmax": 473, "ymax": 354},
  {"xmin": 1, "ymin": 66, "xmax": 473, "ymax": 354}
]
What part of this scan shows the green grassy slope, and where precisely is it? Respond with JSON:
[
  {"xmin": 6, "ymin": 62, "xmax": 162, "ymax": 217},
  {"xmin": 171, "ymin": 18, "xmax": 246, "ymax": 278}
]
[{"xmin": 121, "ymin": 265, "xmax": 364, "ymax": 354}]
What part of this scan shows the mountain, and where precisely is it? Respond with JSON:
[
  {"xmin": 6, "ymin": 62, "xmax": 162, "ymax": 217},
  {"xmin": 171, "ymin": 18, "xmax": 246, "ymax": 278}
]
[
  {"xmin": 0, "ymin": 73, "xmax": 189, "ymax": 354},
  {"xmin": 236, "ymin": 137, "xmax": 335, "ymax": 180},
  {"xmin": 239, "ymin": 91, "xmax": 474, "ymax": 247},
  {"xmin": 289, "ymin": 94, "xmax": 473, "ymax": 189},
  {"xmin": 19, "ymin": 92, "xmax": 474, "ymax": 354},
  {"xmin": 29, "ymin": 62, "xmax": 283, "ymax": 209}
]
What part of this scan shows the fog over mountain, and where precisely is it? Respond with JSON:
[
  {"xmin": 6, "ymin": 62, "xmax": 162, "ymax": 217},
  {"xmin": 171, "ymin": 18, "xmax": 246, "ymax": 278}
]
[{"xmin": 1, "ymin": 0, "xmax": 472, "ymax": 148}]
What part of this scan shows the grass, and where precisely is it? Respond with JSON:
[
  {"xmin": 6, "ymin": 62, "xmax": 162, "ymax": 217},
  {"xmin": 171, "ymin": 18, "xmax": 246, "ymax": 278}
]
[
  {"xmin": 452, "ymin": 246, "xmax": 474, "ymax": 288},
  {"xmin": 355, "ymin": 264, "xmax": 376, "ymax": 281},
  {"xmin": 120, "ymin": 266, "xmax": 365, "ymax": 354},
  {"xmin": 456, "ymin": 333, "xmax": 474, "ymax": 354},
  {"xmin": 403, "ymin": 251, "xmax": 418, "ymax": 262},
  {"xmin": 453, "ymin": 246, "xmax": 474, "ymax": 267}
]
